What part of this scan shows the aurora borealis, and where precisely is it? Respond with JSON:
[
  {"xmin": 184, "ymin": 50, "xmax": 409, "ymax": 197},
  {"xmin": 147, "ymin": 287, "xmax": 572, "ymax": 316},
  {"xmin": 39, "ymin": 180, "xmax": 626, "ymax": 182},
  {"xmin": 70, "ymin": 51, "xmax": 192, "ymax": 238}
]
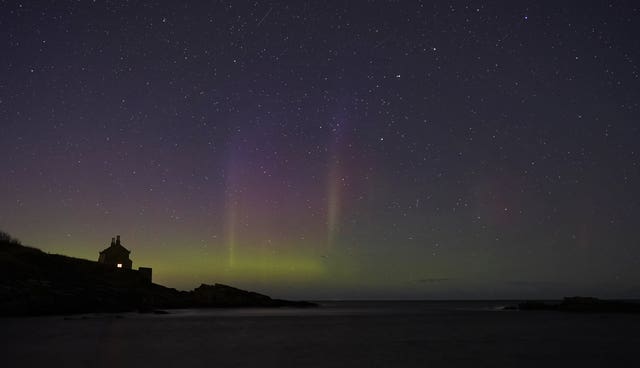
[{"xmin": 1, "ymin": 1, "xmax": 639, "ymax": 299}]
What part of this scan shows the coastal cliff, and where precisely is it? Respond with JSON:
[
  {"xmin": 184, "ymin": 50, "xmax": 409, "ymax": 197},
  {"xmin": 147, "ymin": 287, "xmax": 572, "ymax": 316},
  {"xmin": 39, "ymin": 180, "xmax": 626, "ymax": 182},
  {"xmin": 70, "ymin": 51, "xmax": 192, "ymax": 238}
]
[{"xmin": 0, "ymin": 236, "xmax": 315, "ymax": 316}]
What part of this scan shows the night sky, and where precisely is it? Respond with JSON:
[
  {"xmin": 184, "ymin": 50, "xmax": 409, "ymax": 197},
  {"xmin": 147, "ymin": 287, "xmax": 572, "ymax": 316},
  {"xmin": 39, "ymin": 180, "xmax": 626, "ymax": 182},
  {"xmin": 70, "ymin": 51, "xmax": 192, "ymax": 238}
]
[{"xmin": 1, "ymin": 1, "xmax": 639, "ymax": 299}]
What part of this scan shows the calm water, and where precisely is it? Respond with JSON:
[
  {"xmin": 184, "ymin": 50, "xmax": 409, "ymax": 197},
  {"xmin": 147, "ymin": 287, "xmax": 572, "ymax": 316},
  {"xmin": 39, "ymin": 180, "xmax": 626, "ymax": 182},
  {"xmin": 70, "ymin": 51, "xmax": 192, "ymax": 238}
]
[{"xmin": 2, "ymin": 301, "xmax": 639, "ymax": 367}]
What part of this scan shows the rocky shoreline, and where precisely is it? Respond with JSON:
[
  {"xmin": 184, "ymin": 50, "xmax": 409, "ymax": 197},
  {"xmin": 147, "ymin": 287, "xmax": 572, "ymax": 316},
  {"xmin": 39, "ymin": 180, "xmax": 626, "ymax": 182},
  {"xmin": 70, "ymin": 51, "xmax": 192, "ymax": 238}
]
[
  {"xmin": 506, "ymin": 297, "xmax": 640, "ymax": 314},
  {"xmin": 0, "ymin": 239, "xmax": 315, "ymax": 316}
]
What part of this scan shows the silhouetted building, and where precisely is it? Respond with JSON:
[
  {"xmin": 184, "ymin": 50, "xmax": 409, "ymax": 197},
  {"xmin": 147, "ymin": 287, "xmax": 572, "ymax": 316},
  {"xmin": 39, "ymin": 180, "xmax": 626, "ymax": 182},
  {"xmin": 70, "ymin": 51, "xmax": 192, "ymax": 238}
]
[
  {"xmin": 138, "ymin": 267, "xmax": 152, "ymax": 282},
  {"xmin": 97, "ymin": 235, "xmax": 153, "ymax": 282},
  {"xmin": 98, "ymin": 235, "xmax": 133, "ymax": 269}
]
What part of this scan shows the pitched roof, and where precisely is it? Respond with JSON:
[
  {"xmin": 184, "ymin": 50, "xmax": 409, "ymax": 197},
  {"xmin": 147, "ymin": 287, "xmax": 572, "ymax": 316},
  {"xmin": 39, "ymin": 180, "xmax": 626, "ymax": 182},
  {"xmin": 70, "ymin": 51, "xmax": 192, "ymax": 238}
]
[{"xmin": 99, "ymin": 243, "xmax": 130, "ymax": 254}]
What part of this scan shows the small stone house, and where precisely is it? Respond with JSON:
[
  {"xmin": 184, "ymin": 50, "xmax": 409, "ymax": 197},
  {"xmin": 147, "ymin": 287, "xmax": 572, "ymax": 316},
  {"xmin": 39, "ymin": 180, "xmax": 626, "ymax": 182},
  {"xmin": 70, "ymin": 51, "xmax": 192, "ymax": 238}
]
[
  {"xmin": 98, "ymin": 235, "xmax": 133, "ymax": 269},
  {"xmin": 97, "ymin": 235, "xmax": 152, "ymax": 282}
]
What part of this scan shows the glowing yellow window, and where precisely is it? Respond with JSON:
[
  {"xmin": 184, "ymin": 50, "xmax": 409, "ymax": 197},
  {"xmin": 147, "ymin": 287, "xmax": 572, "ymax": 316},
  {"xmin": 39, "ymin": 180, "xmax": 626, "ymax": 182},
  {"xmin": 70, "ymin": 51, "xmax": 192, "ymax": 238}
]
[{"xmin": 117, "ymin": 263, "xmax": 123, "ymax": 268}]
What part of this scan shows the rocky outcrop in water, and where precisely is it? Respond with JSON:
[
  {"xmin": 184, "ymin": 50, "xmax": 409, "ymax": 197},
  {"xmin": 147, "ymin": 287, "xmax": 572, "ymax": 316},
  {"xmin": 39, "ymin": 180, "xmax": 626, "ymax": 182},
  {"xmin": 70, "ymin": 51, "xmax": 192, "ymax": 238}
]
[
  {"xmin": 191, "ymin": 283, "xmax": 315, "ymax": 308},
  {"xmin": 516, "ymin": 297, "xmax": 640, "ymax": 314}
]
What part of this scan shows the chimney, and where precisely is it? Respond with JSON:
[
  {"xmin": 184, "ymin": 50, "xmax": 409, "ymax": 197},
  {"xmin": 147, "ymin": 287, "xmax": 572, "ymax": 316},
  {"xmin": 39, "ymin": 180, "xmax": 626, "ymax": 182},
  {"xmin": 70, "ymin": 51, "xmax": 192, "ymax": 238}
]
[
  {"xmin": 116, "ymin": 235, "xmax": 121, "ymax": 245},
  {"xmin": 111, "ymin": 237, "xmax": 115, "ymax": 246}
]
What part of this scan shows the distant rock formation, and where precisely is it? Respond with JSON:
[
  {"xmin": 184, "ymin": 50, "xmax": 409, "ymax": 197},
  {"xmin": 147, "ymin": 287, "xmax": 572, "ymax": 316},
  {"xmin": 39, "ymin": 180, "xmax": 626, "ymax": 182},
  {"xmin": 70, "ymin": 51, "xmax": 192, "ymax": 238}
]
[
  {"xmin": 515, "ymin": 296, "xmax": 640, "ymax": 314},
  {"xmin": 192, "ymin": 283, "xmax": 315, "ymax": 308},
  {"xmin": 0, "ymin": 233, "xmax": 315, "ymax": 316}
]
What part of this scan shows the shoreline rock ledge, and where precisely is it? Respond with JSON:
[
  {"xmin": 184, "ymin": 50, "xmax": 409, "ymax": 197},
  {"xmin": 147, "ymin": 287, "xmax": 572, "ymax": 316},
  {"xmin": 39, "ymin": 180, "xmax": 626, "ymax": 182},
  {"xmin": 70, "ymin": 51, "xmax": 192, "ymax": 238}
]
[
  {"xmin": 514, "ymin": 297, "xmax": 640, "ymax": 314},
  {"xmin": 0, "ymin": 237, "xmax": 316, "ymax": 316}
]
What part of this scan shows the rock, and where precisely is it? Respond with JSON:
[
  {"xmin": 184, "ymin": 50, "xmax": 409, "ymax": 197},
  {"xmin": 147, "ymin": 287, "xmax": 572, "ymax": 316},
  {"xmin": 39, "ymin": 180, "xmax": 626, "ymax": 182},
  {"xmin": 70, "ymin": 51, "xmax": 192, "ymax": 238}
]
[
  {"xmin": 192, "ymin": 283, "xmax": 273, "ymax": 307},
  {"xmin": 516, "ymin": 297, "xmax": 640, "ymax": 314},
  {"xmin": 192, "ymin": 283, "xmax": 316, "ymax": 308},
  {"xmin": 558, "ymin": 296, "xmax": 640, "ymax": 313}
]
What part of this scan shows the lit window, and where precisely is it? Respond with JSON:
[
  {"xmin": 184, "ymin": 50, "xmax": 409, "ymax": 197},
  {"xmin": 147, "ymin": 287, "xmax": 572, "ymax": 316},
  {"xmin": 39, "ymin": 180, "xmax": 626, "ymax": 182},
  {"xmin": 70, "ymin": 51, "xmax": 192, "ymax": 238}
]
[{"xmin": 117, "ymin": 263, "xmax": 123, "ymax": 268}]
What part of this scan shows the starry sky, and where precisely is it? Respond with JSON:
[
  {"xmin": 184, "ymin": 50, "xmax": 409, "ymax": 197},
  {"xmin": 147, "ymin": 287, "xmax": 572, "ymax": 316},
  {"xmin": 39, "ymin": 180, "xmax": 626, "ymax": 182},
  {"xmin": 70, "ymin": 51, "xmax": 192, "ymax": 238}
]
[{"xmin": 1, "ymin": 1, "xmax": 639, "ymax": 299}]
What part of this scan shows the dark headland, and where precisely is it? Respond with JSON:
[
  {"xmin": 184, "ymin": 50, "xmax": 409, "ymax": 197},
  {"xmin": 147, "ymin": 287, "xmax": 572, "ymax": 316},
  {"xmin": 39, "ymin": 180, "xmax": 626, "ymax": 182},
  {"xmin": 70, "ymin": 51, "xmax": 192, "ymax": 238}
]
[{"xmin": 0, "ymin": 233, "xmax": 315, "ymax": 316}]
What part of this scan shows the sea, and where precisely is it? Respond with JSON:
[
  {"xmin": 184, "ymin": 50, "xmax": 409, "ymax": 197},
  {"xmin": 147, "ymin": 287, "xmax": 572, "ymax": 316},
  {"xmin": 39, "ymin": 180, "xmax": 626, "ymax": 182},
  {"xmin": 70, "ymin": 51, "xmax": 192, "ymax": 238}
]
[{"xmin": 2, "ymin": 301, "xmax": 639, "ymax": 367}]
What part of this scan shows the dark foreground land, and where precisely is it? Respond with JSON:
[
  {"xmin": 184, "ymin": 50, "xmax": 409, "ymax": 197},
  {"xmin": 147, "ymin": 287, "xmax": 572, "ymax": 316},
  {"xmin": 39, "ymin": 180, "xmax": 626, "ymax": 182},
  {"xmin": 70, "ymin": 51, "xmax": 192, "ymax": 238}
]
[
  {"xmin": 1, "ymin": 302, "xmax": 640, "ymax": 368},
  {"xmin": 0, "ymin": 236, "xmax": 313, "ymax": 316}
]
